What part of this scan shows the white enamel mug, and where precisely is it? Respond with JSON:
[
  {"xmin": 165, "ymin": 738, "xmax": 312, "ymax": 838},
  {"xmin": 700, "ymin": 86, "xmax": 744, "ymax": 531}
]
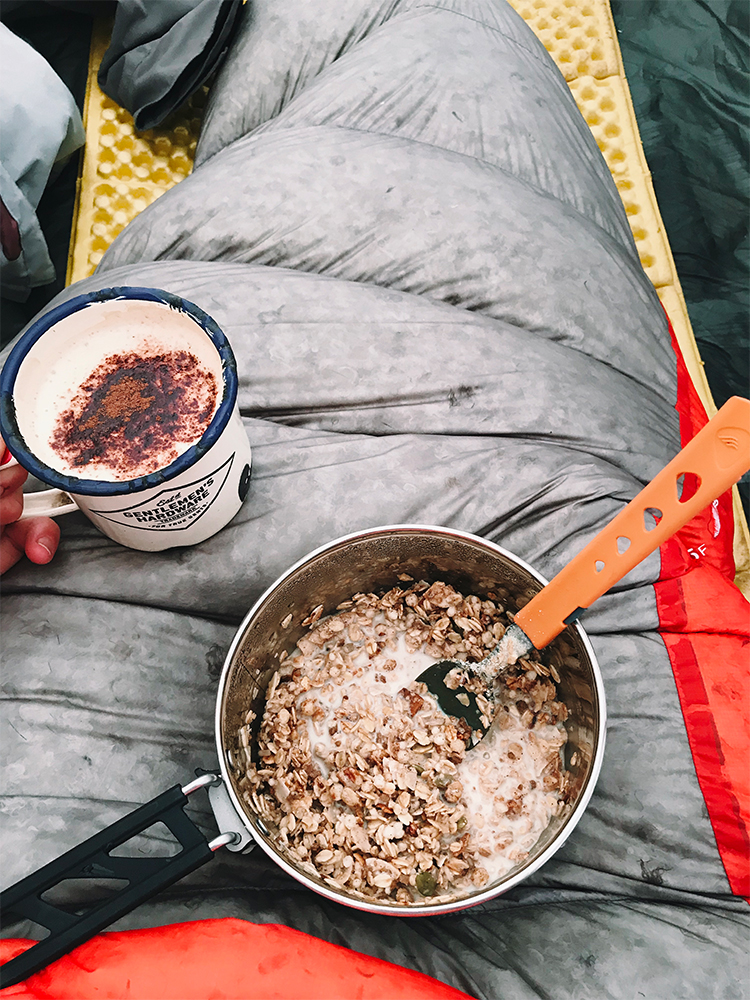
[{"xmin": 0, "ymin": 286, "xmax": 252, "ymax": 552}]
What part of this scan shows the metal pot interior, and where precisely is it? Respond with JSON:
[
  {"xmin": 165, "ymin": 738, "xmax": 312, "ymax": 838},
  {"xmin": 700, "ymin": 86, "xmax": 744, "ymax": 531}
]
[{"xmin": 217, "ymin": 525, "xmax": 605, "ymax": 914}]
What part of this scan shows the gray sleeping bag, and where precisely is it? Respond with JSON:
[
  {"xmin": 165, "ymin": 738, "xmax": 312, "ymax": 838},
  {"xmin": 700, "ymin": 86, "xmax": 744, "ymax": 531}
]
[{"xmin": 2, "ymin": 1, "xmax": 748, "ymax": 997}]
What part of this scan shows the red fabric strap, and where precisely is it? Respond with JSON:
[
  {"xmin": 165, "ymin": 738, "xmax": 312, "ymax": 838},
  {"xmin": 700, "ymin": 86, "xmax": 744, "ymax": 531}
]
[{"xmin": 655, "ymin": 308, "xmax": 750, "ymax": 899}]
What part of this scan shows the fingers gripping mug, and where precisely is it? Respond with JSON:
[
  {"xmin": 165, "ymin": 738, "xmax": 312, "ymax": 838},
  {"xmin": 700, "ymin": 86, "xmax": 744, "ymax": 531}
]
[{"xmin": 0, "ymin": 287, "xmax": 252, "ymax": 552}]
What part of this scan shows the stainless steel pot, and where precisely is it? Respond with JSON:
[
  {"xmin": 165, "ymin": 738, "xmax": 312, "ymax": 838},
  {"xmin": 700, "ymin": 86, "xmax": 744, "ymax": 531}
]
[
  {"xmin": 214, "ymin": 525, "xmax": 606, "ymax": 916},
  {"xmin": 0, "ymin": 525, "xmax": 605, "ymax": 987}
]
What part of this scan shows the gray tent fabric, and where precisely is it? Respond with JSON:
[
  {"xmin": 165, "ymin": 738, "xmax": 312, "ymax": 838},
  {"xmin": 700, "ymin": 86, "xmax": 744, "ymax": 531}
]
[
  {"xmin": 97, "ymin": 0, "xmax": 242, "ymax": 130},
  {"xmin": 2, "ymin": 1, "xmax": 749, "ymax": 997}
]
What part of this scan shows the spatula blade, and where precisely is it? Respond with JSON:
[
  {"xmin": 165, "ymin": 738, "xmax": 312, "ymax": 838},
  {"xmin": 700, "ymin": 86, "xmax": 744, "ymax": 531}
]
[{"xmin": 418, "ymin": 660, "xmax": 490, "ymax": 746}]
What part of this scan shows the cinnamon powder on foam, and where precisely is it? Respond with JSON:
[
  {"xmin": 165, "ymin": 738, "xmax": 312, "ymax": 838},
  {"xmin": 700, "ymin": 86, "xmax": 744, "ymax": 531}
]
[{"xmin": 50, "ymin": 350, "xmax": 218, "ymax": 480}]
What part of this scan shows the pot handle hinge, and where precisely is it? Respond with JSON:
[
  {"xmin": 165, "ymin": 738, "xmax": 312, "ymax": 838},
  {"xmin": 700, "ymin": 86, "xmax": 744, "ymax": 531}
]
[
  {"xmin": 0, "ymin": 775, "xmax": 239, "ymax": 990},
  {"xmin": 198, "ymin": 769, "xmax": 256, "ymax": 854}
]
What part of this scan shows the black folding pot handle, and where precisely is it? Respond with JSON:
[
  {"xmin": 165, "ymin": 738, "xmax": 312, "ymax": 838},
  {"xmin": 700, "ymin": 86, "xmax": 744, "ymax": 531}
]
[{"xmin": 0, "ymin": 774, "xmax": 238, "ymax": 990}]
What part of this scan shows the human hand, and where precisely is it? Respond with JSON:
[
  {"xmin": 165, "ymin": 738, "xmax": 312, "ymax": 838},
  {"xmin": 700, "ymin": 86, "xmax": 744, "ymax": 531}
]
[{"xmin": 1, "ymin": 440, "xmax": 60, "ymax": 575}]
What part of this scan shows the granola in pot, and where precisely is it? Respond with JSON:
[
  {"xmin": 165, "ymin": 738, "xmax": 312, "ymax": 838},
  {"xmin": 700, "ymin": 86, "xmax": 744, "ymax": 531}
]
[{"xmin": 235, "ymin": 580, "xmax": 570, "ymax": 905}]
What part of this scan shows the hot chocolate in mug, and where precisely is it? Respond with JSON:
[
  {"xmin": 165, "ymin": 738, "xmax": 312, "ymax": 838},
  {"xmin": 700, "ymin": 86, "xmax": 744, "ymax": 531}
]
[{"xmin": 0, "ymin": 286, "xmax": 252, "ymax": 552}]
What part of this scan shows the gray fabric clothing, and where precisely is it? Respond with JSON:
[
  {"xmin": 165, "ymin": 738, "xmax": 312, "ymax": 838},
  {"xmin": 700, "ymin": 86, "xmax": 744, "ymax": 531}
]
[
  {"xmin": 2, "ymin": 1, "xmax": 748, "ymax": 997},
  {"xmin": 0, "ymin": 23, "xmax": 84, "ymax": 300},
  {"xmin": 98, "ymin": 0, "xmax": 242, "ymax": 129}
]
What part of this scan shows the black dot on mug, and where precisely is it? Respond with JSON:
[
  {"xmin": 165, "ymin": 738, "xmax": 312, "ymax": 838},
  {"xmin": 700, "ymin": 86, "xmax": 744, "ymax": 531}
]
[{"xmin": 238, "ymin": 464, "xmax": 251, "ymax": 501}]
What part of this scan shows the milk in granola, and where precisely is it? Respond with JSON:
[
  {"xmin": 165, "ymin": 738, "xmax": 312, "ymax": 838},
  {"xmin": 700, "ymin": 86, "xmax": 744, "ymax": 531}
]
[
  {"xmin": 296, "ymin": 622, "xmax": 566, "ymax": 881},
  {"xmin": 298, "ymin": 631, "xmax": 437, "ymax": 764},
  {"xmin": 237, "ymin": 581, "xmax": 569, "ymax": 904}
]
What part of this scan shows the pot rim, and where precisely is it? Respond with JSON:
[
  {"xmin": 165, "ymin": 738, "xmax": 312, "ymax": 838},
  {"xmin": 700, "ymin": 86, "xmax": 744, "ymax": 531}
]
[{"xmin": 215, "ymin": 524, "xmax": 607, "ymax": 916}]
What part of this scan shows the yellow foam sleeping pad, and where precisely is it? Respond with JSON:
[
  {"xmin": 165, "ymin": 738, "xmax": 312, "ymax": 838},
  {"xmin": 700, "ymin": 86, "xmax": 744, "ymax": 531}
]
[{"xmin": 66, "ymin": 1, "xmax": 750, "ymax": 596}]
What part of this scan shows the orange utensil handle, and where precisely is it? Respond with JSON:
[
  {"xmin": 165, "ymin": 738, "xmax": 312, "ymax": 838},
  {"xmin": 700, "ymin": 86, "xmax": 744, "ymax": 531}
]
[{"xmin": 514, "ymin": 396, "xmax": 750, "ymax": 650}]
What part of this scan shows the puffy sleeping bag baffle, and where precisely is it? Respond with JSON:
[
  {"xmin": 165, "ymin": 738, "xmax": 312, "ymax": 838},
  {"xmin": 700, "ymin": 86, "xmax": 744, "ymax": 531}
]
[{"xmin": 1, "ymin": 1, "xmax": 748, "ymax": 998}]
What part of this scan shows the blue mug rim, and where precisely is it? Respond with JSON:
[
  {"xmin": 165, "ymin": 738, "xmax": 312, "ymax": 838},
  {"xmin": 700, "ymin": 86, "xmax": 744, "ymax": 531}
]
[{"xmin": 0, "ymin": 286, "xmax": 238, "ymax": 497}]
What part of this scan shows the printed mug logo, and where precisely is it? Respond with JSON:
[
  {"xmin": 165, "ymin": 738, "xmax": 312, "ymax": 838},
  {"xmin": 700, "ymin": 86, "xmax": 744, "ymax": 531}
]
[{"xmin": 90, "ymin": 454, "xmax": 235, "ymax": 531}]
